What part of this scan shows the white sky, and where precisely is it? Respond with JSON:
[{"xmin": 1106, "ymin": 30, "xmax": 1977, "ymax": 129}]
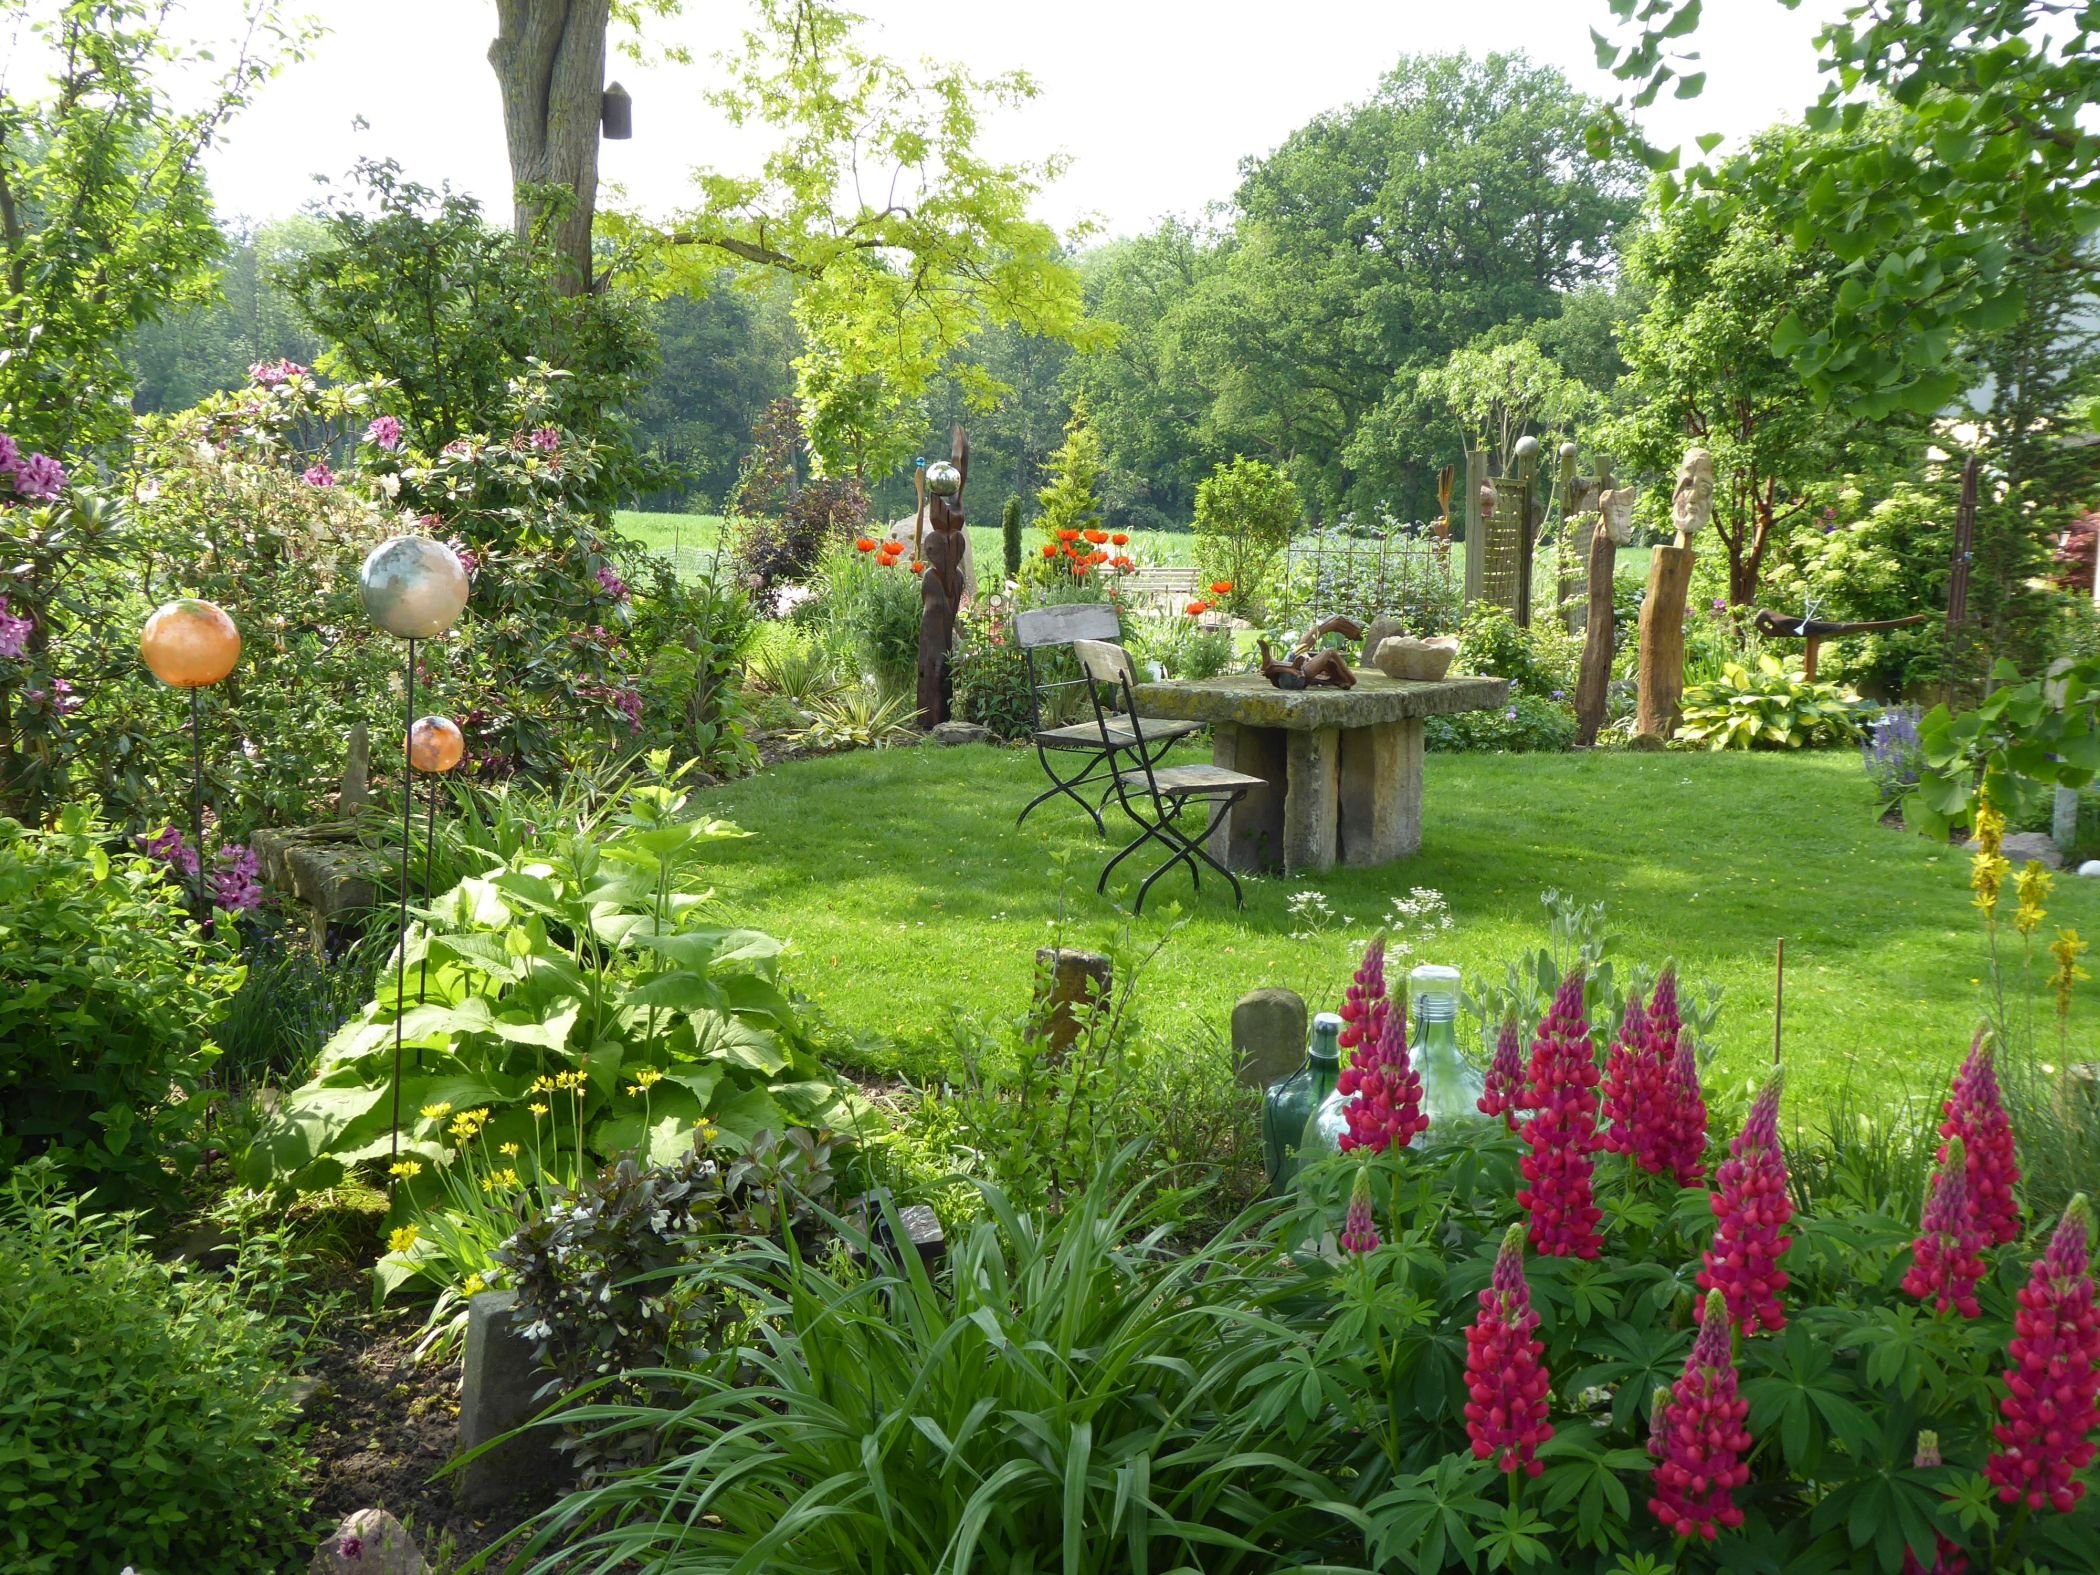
[{"xmin": 171, "ymin": 0, "xmax": 1848, "ymax": 238}]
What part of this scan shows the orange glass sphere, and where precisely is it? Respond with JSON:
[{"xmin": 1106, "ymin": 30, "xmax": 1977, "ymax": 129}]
[
  {"xmin": 407, "ymin": 715, "xmax": 464, "ymax": 774},
  {"xmin": 140, "ymin": 598, "xmax": 241, "ymax": 688}
]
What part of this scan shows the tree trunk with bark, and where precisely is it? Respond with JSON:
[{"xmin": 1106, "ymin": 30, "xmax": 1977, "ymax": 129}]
[{"xmin": 488, "ymin": 0, "xmax": 609, "ymax": 296}]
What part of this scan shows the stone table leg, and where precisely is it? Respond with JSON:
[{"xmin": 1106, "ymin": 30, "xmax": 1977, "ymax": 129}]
[
  {"xmin": 1282, "ymin": 726, "xmax": 1340, "ymax": 874},
  {"xmin": 1336, "ymin": 719, "xmax": 1425, "ymax": 865},
  {"xmin": 1211, "ymin": 722, "xmax": 1287, "ymax": 871}
]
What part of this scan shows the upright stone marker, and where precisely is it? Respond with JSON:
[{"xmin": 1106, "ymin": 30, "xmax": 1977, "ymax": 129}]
[
  {"xmin": 1029, "ymin": 948, "xmax": 1112, "ymax": 1059},
  {"xmin": 457, "ymin": 1290, "xmax": 569, "ymax": 1511},
  {"xmin": 1233, "ymin": 988, "xmax": 1308, "ymax": 1089}
]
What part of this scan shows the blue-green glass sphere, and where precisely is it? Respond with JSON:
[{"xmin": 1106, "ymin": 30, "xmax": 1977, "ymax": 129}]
[{"xmin": 360, "ymin": 536, "xmax": 469, "ymax": 638}]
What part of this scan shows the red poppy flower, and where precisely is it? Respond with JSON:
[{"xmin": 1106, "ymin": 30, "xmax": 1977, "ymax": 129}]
[
  {"xmin": 1211, "ymin": 580, "xmax": 1233, "ymax": 596},
  {"xmin": 1041, "ymin": 543, "xmax": 1058, "ymax": 559},
  {"xmin": 1089, "ymin": 549, "xmax": 1109, "ymax": 564},
  {"xmin": 1057, "ymin": 529, "xmax": 1080, "ymax": 542},
  {"xmin": 1186, "ymin": 600, "xmax": 1207, "ymax": 616},
  {"xmin": 1112, "ymin": 554, "xmax": 1134, "ymax": 570},
  {"xmin": 1084, "ymin": 528, "xmax": 1108, "ymax": 544},
  {"xmin": 910, "ymin": 560, "xmax": 927, "ymax": 574},
  {"xmin": 1072, "ymin": 560, "xmax": 1091, "ymax": 576},
  {"xmin": 1111, "ymin": 532, "xmax": 1129, "ymax": 546},
  {"xmin": 855, "ymin": 537, "xmax": 876, "ymax": 552}
]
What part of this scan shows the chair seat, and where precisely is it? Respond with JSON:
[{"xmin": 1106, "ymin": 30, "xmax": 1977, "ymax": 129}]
[
  {"xmin": 1035, "ymin": 716, "xmax": 1203, "ymax": 750},
  {"xmin": 1120, "ymin": 764, "xmax": 1267, "ymax": 796}
]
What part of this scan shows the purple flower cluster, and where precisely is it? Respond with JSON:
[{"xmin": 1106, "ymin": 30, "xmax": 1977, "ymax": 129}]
[
  {"xmin": 1861, "ymin": 704, "xmax": 1924, "ymax": 805},
  {"xmin": 0, "ymin": 430, "xmax": 67, "ymax": 502},
  {"xmin": 139, "ymin": 826, "xmax": 200, "ymax": 880},
  {"xmin": 365, "ymin": 415, "xmax": 404, "ymax": 452},
  {"xmin": 530, "ymin": 426, "xmax": 562, "ymax": 453},
  {"xmin": 1340, "ymin": 1165, "xmax": 1380, "ymax": 1255},
  {"xmin": 302, "ymin": 463, "xmax": 336, "ymax": 488},
  {"xmin": 21, "ymin": 677, "xmax": 77, "ymax": 715},
  {"xmin": 248, "ymin": 358, "xmax": 308, "ymax": 386},
  {"xmin": 212, "ymin": 844, "xmax": 263, "ymax": 913},
  {"xmin": 595, "ymin": 564, "xmax": 631, "ymax": 603},
  {"xmin": 0, "ymin": 596, "xmax": 30, "ymax": 661}
]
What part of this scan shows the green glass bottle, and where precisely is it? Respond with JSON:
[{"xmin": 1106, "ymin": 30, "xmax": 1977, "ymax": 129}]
[
  {"xmin": 1261, "ymin": 1012, "xmax": 1343, "ymax": 1193},
  {"xmin": 1408, "ymin": 963, "xmax": 1489, "ymax": 1146}
]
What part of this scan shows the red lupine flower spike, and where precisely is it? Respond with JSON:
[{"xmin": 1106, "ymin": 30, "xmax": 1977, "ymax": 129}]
[
  {"xmin": 1337, "ymin": 977, "xmax": 1427, "ymax": 1154},
  {"xmin": 1600, "ymin": 990, "xmax": 1655, "ymax": 1160},
  {"xmin": 1338, "ymin": 937, "xmax": 1387, "ymax": 1052},
  {"xmin": 1648, "ymin": 1288, "xmax": 1753, "ymax": 1541},
  {"xmin": 1903, "ymin": 1137, "xmax": 1989, "ymax": 1318},
  {"xmin": 1464, "ymin": 1224, "xmax": 1553, "ymax": 1477},
  {"xmin": 1478, "ymin": 1014, "xmax": 1526, "ymax": 1129},
  {"xmin": 1659, "ymin": 1028, "xmax": 1709, "ymax": 1188},
  {"xmin": 1517, "ymin": 969, "xmax": 1603, "ymax": 1259},
  {"xmin": 1698, "ymin": 1073, "xmax": 1793, "ymax": 1334},
  {"xmin": 1986, "ymin": 1196, "xmax": 2100, "ymax": 1514},
  {"xmin": 1940, "ymin": 1029, "xmax": 2022, "ymax": 1247},
  {"xmin": 1340, "ymin": 1164, "xmax": 1380, "ymax": 1255}
]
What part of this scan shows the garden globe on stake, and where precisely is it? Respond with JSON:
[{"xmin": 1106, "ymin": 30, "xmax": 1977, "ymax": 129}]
[
  {"xmin": 408, "ymin": 715, "xmax": 464, "ymax": 1009},
  {"xmin": 359, "ymin": 536, "xmax": 469, "ymax": 1187},
  {"xmin": 139, "ymin": 598, "xmax": 241, "ymax": 922}
]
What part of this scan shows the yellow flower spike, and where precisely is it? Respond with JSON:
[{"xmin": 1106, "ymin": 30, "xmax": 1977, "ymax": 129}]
[
  {"xmin": 480, "ymin": 1168, "xmax": 520, "ymax": 1193},
  {"xmin": 500, "ymin": 1141, "xmax": 521, "ymax": 1158},
  {"xmin": 2050, "ymin": 929, "xmax": 2091, "ymax": 1019},
  {"xmin": 388, "ymin": 1159, "xmax": 423, "ymax": 1179},
  {"xmin": 633, "ymin": 1067, "xmax": 664, "ymax": 1089},
  {"xmin": 1973, "ymin": 794, "xmax": 2006, "ymax": 860},
  {"xmin": 387, "ymin": 1225, "xmax": 420, "ymax": 1254},
  {"xmin": 2014, "ymin": 860, "xmax": 2054, "ymax": 937},
  {"xmin": 1972, "ymin": 851, "xmax": 2010, "ymax": 920},
  {"xmin": 529, "ymin": 1075, "xmax": 556, "ymax": 1095},
  {"xmin": 419, "ymin": 1102, "xmax": 452, "ymax": 1122}
]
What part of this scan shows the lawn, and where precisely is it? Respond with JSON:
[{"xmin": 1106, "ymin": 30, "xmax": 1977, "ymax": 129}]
[{"xmin": 686, "ymin": 744, "xmax": 2095, "ymax": 1124}]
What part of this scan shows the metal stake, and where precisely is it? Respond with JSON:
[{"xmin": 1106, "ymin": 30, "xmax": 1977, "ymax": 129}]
[
  {"xmin": 417, "ymin": 770, "xmax": 440, "ymax": 1005},
  {"xmin": 1774, "ymin": 936, "xmax": 1786, "ymax": 1067},
  {"xmin": 387, "ymin": 638, "xmax": 416, "ymax": 1194},
  {"xmin": 188, "ymin": 686, "xmax": 208, "ymax": 927}
]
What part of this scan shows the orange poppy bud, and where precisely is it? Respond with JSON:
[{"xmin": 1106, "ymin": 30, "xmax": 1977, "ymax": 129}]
[
  {"xmin": 855, "ymin": 537, "xmax": 876, "ymax": 552},
  {"xmin": 1111, "ymin": 532, "xmax": 1129, "ymax": 546},
  {"xmin": 910, "ymin": 561, "xmax": 927, "ymax": 574}
]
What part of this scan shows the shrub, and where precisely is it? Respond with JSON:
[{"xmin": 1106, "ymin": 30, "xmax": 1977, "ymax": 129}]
[
  {"xmin": 0, "ymin": 1172, "xmax": 311, "ymax": 1573},
  {"xmin": 1001, "ymin": 494, "xmax": 1023, "ymax": 579},
  {"xmin": 0, "ymin": 805, "xmax": 243, "ymax": 1198},
  {"xmin": 1453, "ymin": 603, "xmax": 1569, "ymax": 699},
  {"xmin": 628, "ymin": 559, "xmax": 761, "ymax": 779},
  {"xmin": 1426, "ymin": 691, "xmax": 1578, "ymax": 753},
  {"xmin": 816, "ymin": 544, "xmax": 923, "ymax": 694},
  {"xmin": 1676, "ymin": 653, "xmax": 1864, "ymax": 750},
  {"xmin": 728, "ymin": 400, "xmax": 870, "ymax": 605},
  {"xmin": 1765, "ymin": 481, "xmax": 1952, "ymax": 697},
  {"xmin": 1126, "ymin": 609, "xmax": 1236, "ymax": 681},
  {"xmin": 1193, "ymin": 454, "xmax": 1301, "ymax": 615},
  {"xmin": 949, "ymin": 599, "xmax": 1034, "ymax": 741}
]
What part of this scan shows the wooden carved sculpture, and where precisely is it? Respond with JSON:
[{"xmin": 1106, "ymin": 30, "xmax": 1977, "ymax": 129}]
[
  {"xmin": 1574, "ymin": 484, "xmax": 1636, "ymax": 746},
  {"xmin": 915, "ymin": 427, "xmax": 970, "ymax": 728},
  {"xmin": 1750, "ymin": 607, "xmax": 1928, "ymax": 682},
  {"xmin": 1634, "ymin": 447, "xmax": 1712, "ymax": 745},
  {"xmin": 1259, "ymin": 616, "xmax": 1364, "ymax": 691}
]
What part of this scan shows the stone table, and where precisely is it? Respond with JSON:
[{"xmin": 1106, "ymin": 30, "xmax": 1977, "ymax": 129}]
[{"xmin": 1129, "ymin": 671, "xmax": 1510, "ymax": 874}]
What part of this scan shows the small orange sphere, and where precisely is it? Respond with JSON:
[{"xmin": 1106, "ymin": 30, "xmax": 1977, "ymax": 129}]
[
  {"xmin": 407, "ymin": 715, "xmax": 465, "ymax": 774},
  {"xmin": 140, "ymin": 599, "xmax": 241, "ymax": 688}
]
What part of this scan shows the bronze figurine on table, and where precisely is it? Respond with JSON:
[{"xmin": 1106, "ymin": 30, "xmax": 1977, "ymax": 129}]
[{"xmin": 1259, "ymin": 616, "xmax": 1363, "ymax": 691}]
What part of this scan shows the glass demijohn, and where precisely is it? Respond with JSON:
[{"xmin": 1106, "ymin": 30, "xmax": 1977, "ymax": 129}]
[
  {"xmin": 1409, "ymin": 963, "xmax": 1488, "ymax": 1145},
  {"xmin": 1261, "ymin": 1012, "xmax": 1343, "ymax": 1193}
]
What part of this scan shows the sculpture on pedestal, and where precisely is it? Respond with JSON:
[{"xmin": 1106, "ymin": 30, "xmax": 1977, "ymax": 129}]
[
  {"xmin": 1634, "ymin": 448, "xmax": 1713, "ymax": 745},
  {"xmin": 914, "ymin": 429, "xmax": 970, "ymax": 728},
  {"xmin": 1259, "ymin": 616, "xmax": 1363, "ymax": 691},
  {"xmin": 1573, "ymin": 485, "xmax": 1636, "ymax": 746}
]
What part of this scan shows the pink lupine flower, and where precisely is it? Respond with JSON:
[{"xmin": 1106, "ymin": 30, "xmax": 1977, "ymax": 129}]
[
  {"xmin": 530, "ymin": 425, "xmax": 561, "ymax": 453},
  {"xmin": 1698, "ymin": 1075, "xmax": 1793, "ymax": 1335},
  {"xmin": 302, "ymin": 463, "xmax": 335, "ymax": 488},
  {"xmin": 1339, "ymin": 1164, "xmax": 1380, "ymax": 1255},
  {"xmin": 1657, "ymin": 1030, "xmax": 1709, "ymax": 1188},
  {"xmin": 1464, "ymin": 1224, "xmax": 1553, "ymax": 1476},
  {"xmin": 1601, "ymin": 990, "xmax": 1664, "ymax": 1166},
  {"xmin": 365, "ymin": 415, "xmax": 404, "ymax": 451},
  {"xmin": 1478, "ymin": 1014, "xmax": 1525, "ymax": 1129},
  {"xmin": 1517, "ymin": 969, "xmax": 1603, "ymax": 1259},
  {"xmin": 1985, "ymin": 1197, "xmax": 2100, "ymax": 1514},
  {"xmin": 0, "ymin": 596, "xmax": 30, "ymax": 660},
  {"xmin": 12, "ymin": 451, "xmax": 65, "ymax": 501},
  {"xmin": 1940, "ymin": 1031, "xmax": 2021, "ymax": 1247},
  {"xmin": 1338, "ymin": 936, "xmax": 1387, "ymax": 1052},
  {"xmin": 1903, "ymin": 1137, "xmax": 1988, "ymax": 1318},
  {"xmin": 1899, "ymin": 1534, "xmax": 1970, "ymax": 1575},
  {"xmin": 1647, "ymin": 1288, "xmax": 1752, "ymax": 1541},
  {"xmin": 1337, "ymin": 985, "xmax": 1427, "ymax": 1154}
]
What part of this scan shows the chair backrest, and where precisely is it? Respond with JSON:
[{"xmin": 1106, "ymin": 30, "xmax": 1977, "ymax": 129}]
[
  {"xmin": 1014, "ymin": 602, "xmax": 1121, "ymax": 650},
  {"xmin": 1071, "ymin": 638, "xmax": 1162, "ymax": 806},
  {"xmin": 1072, "ymin": 637, "xmax": 1137, "ymax": 690}
]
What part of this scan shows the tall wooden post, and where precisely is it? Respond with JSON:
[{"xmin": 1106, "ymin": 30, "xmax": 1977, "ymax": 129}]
[
  {"xmin": 1463, "ymin": 448, "xmax": 1487, "ymax": 609},
  {"xmin": 1513, "ymin": 436, "xmax": 1540, "ymax": 628},
  {"xmin": 1574, "ymin": 520, "xmax": 1618, "ymax": 746},
  {"xmin": 1634, "ymin": 544, "xmax": 1696, "ymax": 744}
]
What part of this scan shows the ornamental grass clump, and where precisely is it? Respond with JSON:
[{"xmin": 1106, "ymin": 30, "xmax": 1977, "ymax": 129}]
[
  {"xmin": 1699, "ymin": 1073, "xmax": 1792, "ymax": 1334},
  {"xmin": 1336, "ymin": 975, "xmax": 1426, "ymax": 1155},
  {"xmin": 1463, "ymin": 1224, "xmax": 1552, "ymax": 1477},
  {"xmin": 1517, "ymin": 969, "xmax": 1602, "ymax": 1259},
  {"xmin": 1986, "ymin": 1197, "xmax": 2100, "ymax": 1515},
  {"xmin": 1902, "ymin": 1136, "xmax": 1988, "ymax": 1318},
  {"xmin": 1647, "ymin": 1289, "xmax": 1752, "ymax": 1541}
]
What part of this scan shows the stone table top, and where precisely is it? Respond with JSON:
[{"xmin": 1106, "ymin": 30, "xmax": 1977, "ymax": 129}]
[{"xmin": 1131, "ymin": 671, "xmax": 1510, "ymax": 730}]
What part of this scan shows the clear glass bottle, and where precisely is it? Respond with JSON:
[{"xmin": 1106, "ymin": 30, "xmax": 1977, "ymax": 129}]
[
  {"xmin": 1261, "ymin": 1012, "xmax": 1343, "ymax": 1193},
  {"xmin": 1409, "ymin": 963, "xmax": 1489, "ymax": 1147}
]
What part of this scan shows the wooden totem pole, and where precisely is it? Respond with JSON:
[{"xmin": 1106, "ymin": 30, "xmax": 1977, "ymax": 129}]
[
  {"xmin": 1633, "ymin": 447, "xmax": 1713, "ymax": 746},
  {"xmin": 1573, "ymin": 481, "xmax": 1635, "ymax": 747},
  {"xmin": 915, "ymin": 427, "xmax": 970, "ymax": 728}
]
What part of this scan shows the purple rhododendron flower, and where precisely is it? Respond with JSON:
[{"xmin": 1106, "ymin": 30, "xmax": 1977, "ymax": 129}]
[
  {"xmin": 302, "ymin": 463, "xmax": 335, "ymax": 488},
  {"xmin": 0, "ymin": 433, "xmax": 19, "ymax": 476},
  {"xmin": 212, "ymin": 844, "xmax": 263, "ymax": 913},
  {"xmin": 22, "ymin": 677, "xmax": 78, "ymax": 715},
  {"xmin": 13, "ymin": 452, "xmax": 66, "ymax": 501},
  {"xmin": 0, "ymin": 597, "xmax": 30, "ymax": 660},
  {"xmin": 595, "ymin": 565, "xmax": 631, "ymax": 603},
  {"xmin": 530, "ymin": 426, "xmax": 561, "ymax": 453},
  {"xmin": 249, "ymin": 358, "xmax": 308, "ymax": 386},
  {"xmin": 140, "ymin": 826, "xmax": 200, "ymax": 879},
  {"xmin": 365, "ymin": 415, "xmax": 404, "ymax": 452}
]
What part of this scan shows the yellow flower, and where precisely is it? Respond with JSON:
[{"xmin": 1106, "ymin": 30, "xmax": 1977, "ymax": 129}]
[
  {"xmin": 461, "ymin": 1273, "xmax": 486, "ymax": 1298},
  {"xmin": 555, "ymin": 1070, "xmax": 588, "ymax": 1092},
  {"xmin": 529, "ymin": 1075, "xmax": 556, "ymax": 1095},
  {"xmin": 1972, "ymin": 851, "xmax": 2010, "ymax": 920},
  {"xmin": 1973, "ymin": 794, "xmax": 2006, "ymax": 860},
  {"xmin": 628, "ymin": 1067, "xmax": 665, "ymax": 1096},
  {"xmin": 529, "ymin": 1101, "xmax": 549, "ymax": 1118},
  {"xmin": 2014, "ymin": 860, "xmax": 2054, "ymax": 937},
  {"xmin": 419, "ymin": 1102, "xmax": 452, "ymax": 1122},
  {"xmin": 696, "ymin": 1119, "xmax": 720, "ymax": 1146},
  {"xmin": 388, "ymin": 1159, "xmax": 423, "ymax": 1179},
  {"xmin": 2050, "ymin": 928, "xmax": 2090, "ymax": 1020},
  {"xmin": 479, "ymin": 1167, "xmax": 520, "ymax": 1193},
  {"xmin": 499, "ymin": 1141, "xmax": 521, "ymax": 1158},
  {"xmin": 387, "ymin": 1225, "xmax": 420, "ymax": 1254}
]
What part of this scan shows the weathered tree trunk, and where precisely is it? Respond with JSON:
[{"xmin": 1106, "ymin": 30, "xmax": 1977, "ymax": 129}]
[
  {"xmin": 1634, "ymin": 543, "xmax": 1696, "ymax": 746},
  {"xmin": 1573, "ymin": 521, "xmax": 1617, "ymax": 747},
  {"xmin": 488, "ymin": 0, "xmax": 609, "ymax": 295}
]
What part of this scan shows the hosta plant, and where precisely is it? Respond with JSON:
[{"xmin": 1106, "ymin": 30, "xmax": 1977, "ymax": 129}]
[{"xmin": 1676, "ymin": 653, "xmax": 1864, "ymax": 751}]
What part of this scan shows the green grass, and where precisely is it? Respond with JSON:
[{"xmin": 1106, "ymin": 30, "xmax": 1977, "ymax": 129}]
[{"xmin": 684, "ymin": 745, "xmax": 2098, "ymax": 1120}]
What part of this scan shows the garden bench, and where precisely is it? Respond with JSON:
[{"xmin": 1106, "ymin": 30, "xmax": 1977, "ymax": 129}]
[
  {"xmin": 1123, "ymin": 565, "xmax": 1202, "ymax": 615},
  {"xmin": 1013, "ymin": 603, "xmax": 1201, "ymax": 832}
]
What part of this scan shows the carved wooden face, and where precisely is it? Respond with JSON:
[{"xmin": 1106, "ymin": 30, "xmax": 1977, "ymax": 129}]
[
  {"xmin": 1672, "ymin": 449, "xmax": 1715, "ymax": 540},
  {"xmin": 1599, "ymin": 487, "xmax": 1638, "ymax": 545}
]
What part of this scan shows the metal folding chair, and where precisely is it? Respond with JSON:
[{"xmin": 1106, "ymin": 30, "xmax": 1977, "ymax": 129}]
[
  {"xmin": 1071, "ymin": 639, "xmax": 1265, "ymax": 914},
  {"xmin": 1013, "ymin": 604, "xmax": 1201, "ymax": 833}
]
